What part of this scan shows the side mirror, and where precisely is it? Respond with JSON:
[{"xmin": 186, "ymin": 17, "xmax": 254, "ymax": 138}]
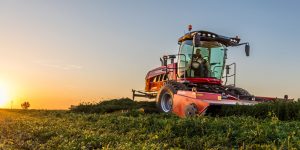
[
  {"xmin": 193, "ymin": 33, "xmax": 201, "ymax": 47},
  {"xmin": 245, "ymin": 44, "xmax": 250, "ymax": 56}
]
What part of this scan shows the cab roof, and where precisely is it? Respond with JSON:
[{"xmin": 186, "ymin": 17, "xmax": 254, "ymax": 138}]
[{"xmin": 178, "ymin": 30, "xmax": 241, "ymax": 47}]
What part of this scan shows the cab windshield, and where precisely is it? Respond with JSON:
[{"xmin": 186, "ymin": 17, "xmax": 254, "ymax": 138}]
[{"xmin": 178, "ymin": 40, "xmax": 225, "ymax": 79}]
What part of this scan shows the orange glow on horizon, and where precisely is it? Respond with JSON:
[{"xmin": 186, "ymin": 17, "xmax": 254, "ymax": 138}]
[{"xmin": 0, "ymin": 81, "xmax": 10, "ymax": 107}]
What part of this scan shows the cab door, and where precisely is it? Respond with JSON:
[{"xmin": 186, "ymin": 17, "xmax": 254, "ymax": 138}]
[
  {"xmin": 178, "ymin": 40, "xmax": 193, "ymax": 78},
  {"xmin": 209, "ymin": 47, "xmax": 225, "ymax": 79}
]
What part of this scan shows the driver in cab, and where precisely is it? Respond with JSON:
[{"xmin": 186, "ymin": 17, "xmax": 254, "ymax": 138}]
[{"xmin": 191, "ymin": 49, "xmax": 209, "ymax": 77}]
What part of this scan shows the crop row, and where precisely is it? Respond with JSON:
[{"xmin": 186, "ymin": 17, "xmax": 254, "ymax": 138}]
[
  {"xmin": 2, "ymin": 99, "xmax": 298, "ymax": 149},
  {"xmin": 1, "ymin": 109, "xmax": 300, "ymax": 149},
  {"xmin": 71, "ymin": 98, "xmax": 300, "ymax": 121},
  {"xmin": 70, "ymin": 98, "xmax": 158, "ymax": 114}
]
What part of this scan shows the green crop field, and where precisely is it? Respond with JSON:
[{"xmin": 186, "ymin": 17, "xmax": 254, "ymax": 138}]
[{"xmin": 1, "ymin": 99, "xmax": 300, "ymax": 149}]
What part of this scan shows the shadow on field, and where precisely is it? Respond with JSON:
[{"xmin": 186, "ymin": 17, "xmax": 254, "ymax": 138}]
[{"xmin": 69, "ymin": 98, "xmax": 158, "ymax": 114}]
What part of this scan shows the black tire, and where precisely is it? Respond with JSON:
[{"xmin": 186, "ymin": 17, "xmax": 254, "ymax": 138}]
[{"xmin": 156, "ymin": 81, "xmax": 187, "ymax": 113}]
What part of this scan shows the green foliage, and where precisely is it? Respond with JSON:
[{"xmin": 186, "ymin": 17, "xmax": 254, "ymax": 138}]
[
  {"xmin": 1, "ymin": 109, "xmax": 300, "ymax": 149},
  {"xmin": 70, "ymin": 98, "xmax": 158, "ymax": 114},
  {"xmin": 207, "ymin": 100, "xmax": 300, "ymax": 121},
  {"xmin": 2, "ymin": 99, "xmax": 300, "ymax": 149},
  {"xmin": 72, "ymin": 98, "xmax": 300, "ymax": 121}
]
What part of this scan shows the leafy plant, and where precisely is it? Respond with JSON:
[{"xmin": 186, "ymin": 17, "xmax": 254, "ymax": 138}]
[
  {"xmin": 207, "ymin": 100, "xmax": 300, "ymax": 121},
  {"xmin": 1, "ymin": 109, "xmax": 300, "ymax": 149},
  {"xmin": 2, "ymin": 99, "xmax": 300, "ymax": 149},
  {"xmin": 70, "ymin": 98, "xmax": 157, "ymax": 114}
]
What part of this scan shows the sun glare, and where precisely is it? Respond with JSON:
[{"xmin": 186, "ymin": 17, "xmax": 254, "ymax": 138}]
[{"xmin": 0, "ymin": 84, "xmax": 10, "ymax": 107}]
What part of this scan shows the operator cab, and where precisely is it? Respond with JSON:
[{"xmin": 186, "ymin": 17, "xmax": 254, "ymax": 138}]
[
  {"xmin": 177, "ymin": 30, "xmax": 249, "ymax": 84},
  {"xmin": 178, "ymin": 40, "xmax": 226, "ymax": 79}
]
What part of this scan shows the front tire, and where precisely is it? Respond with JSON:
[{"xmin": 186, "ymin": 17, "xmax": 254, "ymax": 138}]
[{"xmin": 156, "ymin": 81, "xmax": 187, "ymax": 113}]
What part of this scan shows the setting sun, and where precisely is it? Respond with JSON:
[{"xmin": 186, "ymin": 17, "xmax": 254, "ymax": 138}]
[{"xmin": 0, "ymin": 84, "xmax": 10, "ymax": 107}]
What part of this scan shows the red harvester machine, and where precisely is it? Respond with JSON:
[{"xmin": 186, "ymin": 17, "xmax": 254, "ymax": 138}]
[{"xmin": 132, "ymin": 25, "xmax": 287, "ymax": 117}]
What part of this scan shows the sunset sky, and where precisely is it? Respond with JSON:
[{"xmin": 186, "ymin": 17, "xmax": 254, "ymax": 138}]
[{"xmin": 1, "ymin": 1, "xmax": 300, "ymax": 109}]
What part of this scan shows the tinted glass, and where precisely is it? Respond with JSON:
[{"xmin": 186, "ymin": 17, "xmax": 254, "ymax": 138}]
[
  {"xmin": 178, "ymin": 40, "xmax": 193, "ymax": 78},
  {"xmin": 178, "ymin": 41, "xmax": 225, "ymax": 79}
]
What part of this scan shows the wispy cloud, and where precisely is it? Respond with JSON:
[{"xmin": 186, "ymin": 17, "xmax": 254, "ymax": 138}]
[{"xmin": 33, "ymin": 60, "xmax": 83, "ymax": 70}]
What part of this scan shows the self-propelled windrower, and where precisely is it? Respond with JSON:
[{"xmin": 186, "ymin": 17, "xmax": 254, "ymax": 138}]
[{"xmin": 132, "ymin": 25, "xmax": 288, "ymax": 117}]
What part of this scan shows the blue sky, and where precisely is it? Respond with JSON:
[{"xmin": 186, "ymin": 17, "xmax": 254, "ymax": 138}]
[{"xmin": 0, "ymin": 0, "xmax": 300, "ymax": 108}]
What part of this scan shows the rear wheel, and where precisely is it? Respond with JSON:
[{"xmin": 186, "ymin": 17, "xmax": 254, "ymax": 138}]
[{"xmin": 156, "ymin": 81, "xmax": 187, "ymax": 113}]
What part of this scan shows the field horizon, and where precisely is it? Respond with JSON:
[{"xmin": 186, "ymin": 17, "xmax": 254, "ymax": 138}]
[{"xmin": 1, "ymin": 99, "xmax": 300, "ymax": 149}]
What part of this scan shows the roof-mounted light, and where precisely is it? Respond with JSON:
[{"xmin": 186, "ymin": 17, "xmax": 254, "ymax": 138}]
[{"xmin": 229, "ymin": 38, "xmax": 239, "ymax": 44}]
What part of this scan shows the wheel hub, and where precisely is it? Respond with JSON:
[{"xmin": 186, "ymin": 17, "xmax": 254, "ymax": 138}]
[{"xmin": 161, "ymin": 93, "xmax": 172, "ymax": 112}]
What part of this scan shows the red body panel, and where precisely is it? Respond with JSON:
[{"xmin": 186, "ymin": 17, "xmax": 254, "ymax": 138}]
[
  {"xmin": 173, "ymin": 94, "xmax": 210, "ymax": 117},
  {"xmin": 177, "ymin": 91, "xmax": 222, "ymax": 100},
  {"xmin": 173, "ymin": 90, "xmax": 258, "ymax": 118},
  {"xmin": 145, "ymin": 63, "xmax": 177, "ymax": 92},
  {"xmin": 145, "ymin": 63, "xmax": 177, "ymax": 80},
  {"xmin": 177, "ymin": 78, "xmax": 222, "ymax": 85},
  {"xmin": 145, "ymin": 63, "xmax": 223, "ymax": 92}
]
